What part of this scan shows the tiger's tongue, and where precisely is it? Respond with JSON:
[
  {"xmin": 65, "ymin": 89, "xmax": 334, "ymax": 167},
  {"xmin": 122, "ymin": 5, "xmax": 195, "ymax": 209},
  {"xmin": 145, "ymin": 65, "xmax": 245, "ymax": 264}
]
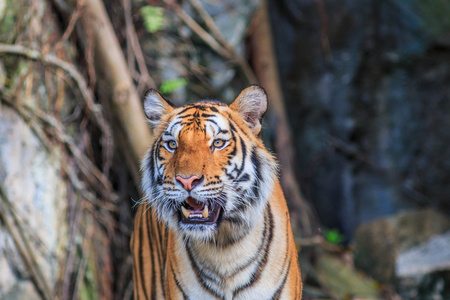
[{"xmin": 187, "ymin": 196, "xmax": 204, "ymax": 211}]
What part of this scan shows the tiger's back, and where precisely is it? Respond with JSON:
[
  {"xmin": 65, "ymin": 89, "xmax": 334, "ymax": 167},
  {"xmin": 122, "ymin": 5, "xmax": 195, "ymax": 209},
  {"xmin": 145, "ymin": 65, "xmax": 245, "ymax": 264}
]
[{"xmin": 131, "ymin": 86, "xmax": 302, "ymax": 299}]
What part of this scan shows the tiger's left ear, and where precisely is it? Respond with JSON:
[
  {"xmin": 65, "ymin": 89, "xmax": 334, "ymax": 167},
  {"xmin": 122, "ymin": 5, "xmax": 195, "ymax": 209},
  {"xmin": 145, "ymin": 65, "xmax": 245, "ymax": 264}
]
[{"xmin": 230, "ymin": 85, "xmax": 267, "ymax": 135}]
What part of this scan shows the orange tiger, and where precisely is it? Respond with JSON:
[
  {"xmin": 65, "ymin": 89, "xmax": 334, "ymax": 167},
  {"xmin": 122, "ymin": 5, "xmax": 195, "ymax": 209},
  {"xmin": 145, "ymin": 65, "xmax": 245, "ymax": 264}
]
[{"xmin": 131, "ymin": 85, "xmax": 302, "ymax": 299}]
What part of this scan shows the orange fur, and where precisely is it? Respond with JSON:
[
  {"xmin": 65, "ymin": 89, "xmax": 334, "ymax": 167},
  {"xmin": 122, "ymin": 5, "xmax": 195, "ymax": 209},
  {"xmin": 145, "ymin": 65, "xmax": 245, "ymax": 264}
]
[{"xmin": 131, "ymin": 86, "xmax": 302, "ymax": 299}]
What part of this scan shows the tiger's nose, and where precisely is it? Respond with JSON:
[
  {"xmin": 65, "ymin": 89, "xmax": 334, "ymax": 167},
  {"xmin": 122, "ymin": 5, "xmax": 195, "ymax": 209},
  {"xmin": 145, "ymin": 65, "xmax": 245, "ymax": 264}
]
[{"xmin": 175, "ymin": 175, "xmax": 204, "ymax": 191}]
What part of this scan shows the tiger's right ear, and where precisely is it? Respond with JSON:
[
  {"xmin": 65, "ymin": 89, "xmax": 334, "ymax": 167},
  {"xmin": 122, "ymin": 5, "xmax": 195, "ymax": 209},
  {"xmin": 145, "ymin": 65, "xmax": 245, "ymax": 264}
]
[{"xmin": 143, "ymin": 89, "xmax": 175, "ymax": 127}]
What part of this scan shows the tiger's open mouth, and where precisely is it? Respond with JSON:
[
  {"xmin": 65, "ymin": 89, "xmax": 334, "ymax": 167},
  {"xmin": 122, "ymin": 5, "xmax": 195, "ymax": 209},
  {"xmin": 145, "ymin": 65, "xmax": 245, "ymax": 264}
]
[{"xmin": 179, "ymin": 196, "xmax": 222, "ymax": 225}]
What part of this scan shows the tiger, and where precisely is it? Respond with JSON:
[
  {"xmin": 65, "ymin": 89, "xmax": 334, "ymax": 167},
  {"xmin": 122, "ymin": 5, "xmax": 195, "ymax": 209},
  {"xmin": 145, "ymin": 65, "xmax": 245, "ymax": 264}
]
[{"xmin": 131, "ymin": 85, "xmax": 302, "ymax": 300}]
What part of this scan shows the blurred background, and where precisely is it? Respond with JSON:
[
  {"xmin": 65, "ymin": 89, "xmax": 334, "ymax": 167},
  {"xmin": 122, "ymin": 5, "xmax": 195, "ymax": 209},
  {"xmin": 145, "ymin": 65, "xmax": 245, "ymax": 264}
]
[{"xmin": 0, "ymin": 0, "xmax": 449, "ymax": 299}]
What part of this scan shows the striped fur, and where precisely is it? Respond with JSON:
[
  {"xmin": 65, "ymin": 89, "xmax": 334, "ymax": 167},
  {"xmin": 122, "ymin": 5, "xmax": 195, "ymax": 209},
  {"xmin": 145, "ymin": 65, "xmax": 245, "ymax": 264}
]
[{"xmin": 131, "ymin": 85, "xmax": 302, "ymax": 299}]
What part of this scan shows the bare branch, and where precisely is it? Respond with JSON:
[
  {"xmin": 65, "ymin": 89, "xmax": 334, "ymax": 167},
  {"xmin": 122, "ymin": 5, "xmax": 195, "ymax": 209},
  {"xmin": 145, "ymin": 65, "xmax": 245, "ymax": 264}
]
[
  {"xmin": 163, "ymin": 0, "xmax": 257, "ymax": 83},
  {"xmin": 188, "ymin": 0, "xmax": 256, "ymax": 83},
  {"xmin": 122, "ymin": 0, "xmax": 156, "ymax": 92},
  {"xmin": 0, "ymin": 43, "xmax": 114, "ymax": 174},
  {"xmin": 0, "ymin": 186, "xmax": 54, "ymax": 300}
]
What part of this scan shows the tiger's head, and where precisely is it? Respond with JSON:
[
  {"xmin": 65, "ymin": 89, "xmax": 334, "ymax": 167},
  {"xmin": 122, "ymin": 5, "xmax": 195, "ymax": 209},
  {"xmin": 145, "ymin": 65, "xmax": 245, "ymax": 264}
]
[{"xmin": 141, "ymin": 85, "xmax": 277, "ymax": 241}]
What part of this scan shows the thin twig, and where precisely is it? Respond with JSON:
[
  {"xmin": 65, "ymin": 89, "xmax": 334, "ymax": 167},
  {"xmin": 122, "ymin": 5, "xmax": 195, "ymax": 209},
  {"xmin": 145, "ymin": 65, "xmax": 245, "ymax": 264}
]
[
  {"xmin": 122, "ymin": 0, "xmax": 156, "ymax": 91},
  {"xmin": 122, "ymin": 0, "xmax": 135, "ymax": 78},
  {"xmin": 163, "ymin": 1, "xmax": 257, "ymax": 83},
  {"xmin": 0, "ymin": 44, "xmax": 96, "ymax": 111},
  {"xmin": 0, "ymin": 186, "xmax": 54, "ymax": 300},
  {"xmin": 0, "ymin": 93, "xmax": 117, "ymax": 210},
  {"xmin": 188, "ymin": 0, "xmax": 256, "ymax": 83},
  {"xmin": 0, "ymin": 43, "xmax": 114, "ymax": 175},
  {"xmin": 56, "ymin": 0, "xmax": 85, "ymax": 47}
]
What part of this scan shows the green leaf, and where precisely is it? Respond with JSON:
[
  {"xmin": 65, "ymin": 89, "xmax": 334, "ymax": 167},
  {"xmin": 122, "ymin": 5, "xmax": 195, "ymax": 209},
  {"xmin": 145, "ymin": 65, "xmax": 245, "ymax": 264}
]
[
  {"xmin": 324, "ymin": 229, "xmax": 345, "ymax": 244},
  {"xmin": 140, "ymin": 6, "xmax": 164, "ymax": 33},
  {"xmin": 159, "ymin": 78, "xmax": 188, "ymax": 94}
]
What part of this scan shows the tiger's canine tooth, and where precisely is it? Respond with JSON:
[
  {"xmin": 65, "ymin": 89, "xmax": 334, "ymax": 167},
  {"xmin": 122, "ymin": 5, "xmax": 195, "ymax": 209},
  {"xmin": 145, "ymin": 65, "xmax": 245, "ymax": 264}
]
[
  {"xmin": 202, "ymin": 205, "xmax": 209, "ymax": 218},
  {"xmin": 181, "ymin": 206, "xmax": 190, "ymax": 218}
]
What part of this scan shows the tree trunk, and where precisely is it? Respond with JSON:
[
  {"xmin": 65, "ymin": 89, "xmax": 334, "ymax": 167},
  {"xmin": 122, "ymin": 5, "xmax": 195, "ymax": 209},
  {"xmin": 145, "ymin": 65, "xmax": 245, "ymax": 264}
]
[{"xmin": 250, "ymin": 0, "xmax": 316, "ymax": 237}]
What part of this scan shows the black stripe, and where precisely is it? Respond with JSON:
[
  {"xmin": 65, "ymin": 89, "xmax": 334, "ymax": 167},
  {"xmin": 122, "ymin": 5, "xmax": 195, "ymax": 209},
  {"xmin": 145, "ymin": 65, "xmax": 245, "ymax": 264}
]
[
  {"xmin": 229, "ymin": 121, "xmax": 237, "ymax": 133},
  {"xmin": 201, "ymin": 113, "xmax": 216, "ymax": 118},
  {"xmin": 223, "ymin": 215, "xmax": 246, "ymax": 226},
  {"xmin": 229, "ymin": 130, "xmax": 237, "ymax": 156},
  {"xmin": 148, "ymin": 145, "xmax": 155, "ymax": 180},
  {"xmin": 234, "ymin": 136, "xmax": 247, "ymax": 177},
  {"xmin": 147, "ymin": 214, "xmax": 157, "ymax": 300},
  {"xmin": 131, "ymin": 217, "xmax": 141, "ymax": 300},
  {"xmin": 155, "ymin": 214, "xmax": 166, "ymax": 298},
  {"xmin": 168, "ymin": 120, "xmax": 182, "ymax": 133},
  {"xmin": 250, "ymin": 148, "xmax": 261, "ymax": 203},
  {"xmin": 185, "ymin": 243, "xmax": 223, "ymax": 298},
  {"xmin": 233, "ymin": 205, "xmax": 274, "ymax": 296},
  {"xmin": 171, "ymin": 264, "xmax": 189, "ymax": 300},
  {"xmin": 227, "ymin": 113, "xmax": 250, "ymax": 138},
  {"xmin": 206, "ymin": 119, "xmax": 219, "ymax": 128},
  {"xmin": 216, "ymin": 226, "xmax": 251, "ymax": 248},
  {"xmin": 226, "ymin": 213, "xmax": 268, "ymax": 276},
  {"xmin": 178, "ymin": 106, "xmax": 196, "ymax": 115},
  {"xmin": 138, "ymin": 213, "xmax": 149, "ymax": 300},
  {"xmin": 235, "ymin": 173, "xmax": 250, "ymax": 182},
  {"xmin": 272, "ymin": 260, "xmax": 291, "ymax": 299}
]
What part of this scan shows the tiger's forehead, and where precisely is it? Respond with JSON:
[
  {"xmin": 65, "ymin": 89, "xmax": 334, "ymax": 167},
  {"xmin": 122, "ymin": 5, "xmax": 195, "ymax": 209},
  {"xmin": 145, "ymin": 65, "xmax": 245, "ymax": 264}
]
[{"xmin": 165, "ymin": 102, "xmax": 231, "ymax": 139}]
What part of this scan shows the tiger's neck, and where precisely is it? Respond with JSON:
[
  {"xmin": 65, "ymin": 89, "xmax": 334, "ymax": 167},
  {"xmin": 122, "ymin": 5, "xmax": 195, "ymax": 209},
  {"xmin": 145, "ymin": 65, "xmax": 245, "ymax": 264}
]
[
  {"xmin": 169, "ymin": 202, "xmax": 272, "ymax": 298},
  {"xmin": 188, "ymin": 202, "xmax": 269, "ymax": 267}
]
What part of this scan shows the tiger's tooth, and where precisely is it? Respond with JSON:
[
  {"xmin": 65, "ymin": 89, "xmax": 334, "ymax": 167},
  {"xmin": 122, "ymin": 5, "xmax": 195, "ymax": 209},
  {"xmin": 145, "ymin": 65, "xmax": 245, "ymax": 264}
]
[
  {"xmin": 202, "ymin": 205, "xmax": 209, "ymax": 218},
  {"xmin": 181, "ymin": 206, "xmax": 190, "ymax": 218}
]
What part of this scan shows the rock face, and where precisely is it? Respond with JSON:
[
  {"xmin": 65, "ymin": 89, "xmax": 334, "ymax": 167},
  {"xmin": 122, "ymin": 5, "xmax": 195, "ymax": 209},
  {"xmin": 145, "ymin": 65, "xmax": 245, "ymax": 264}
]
[
  {"xmin": 0, "ymin": 106, "xmax": 67, "ymax": 299},
  {"xmin": 269, "ymin": 0, "xmax": 450, "ymax": 238},
  {"xmin": 353, "ymin": 209, "xmax": 450, "ymax": 297},
  {"xmin": 0, "ymin": 0, "xmax": 71, "ymax": 298},
  {"xmin": 396, "ymin": 231, "xmax": 450, "ymax": 278},
  {"xmin": 396, "ymin": 232, "xmax": 450, "ymax": 299}
]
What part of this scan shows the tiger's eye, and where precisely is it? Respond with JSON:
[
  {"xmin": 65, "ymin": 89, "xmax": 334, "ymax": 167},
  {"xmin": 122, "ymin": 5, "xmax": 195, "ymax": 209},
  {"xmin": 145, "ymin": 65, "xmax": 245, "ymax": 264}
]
[
  {"xmin": 213, "ymin": 139, "xmax": 225, "ymax": 148},
  {"xmin": 167, "ymin": 140, "xmax": 177, "ymax": 151}
]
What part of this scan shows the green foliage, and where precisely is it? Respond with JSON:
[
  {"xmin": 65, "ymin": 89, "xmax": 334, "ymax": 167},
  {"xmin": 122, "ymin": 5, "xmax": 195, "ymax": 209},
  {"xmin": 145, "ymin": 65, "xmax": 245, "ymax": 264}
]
[
  {"xmin": 324, "ymin": 229, "xmax": 345, "ymax": 245},
  {"xmin": 412, "ymin": 0, "xmax": 450, "ymax": 36},
  {"xmin": 140, "ymin": 6, "xmax": 164, "ymax": 33},
  {"xmin": 160, "ymin": 78, "xmax": 188, "ymax": 94}
]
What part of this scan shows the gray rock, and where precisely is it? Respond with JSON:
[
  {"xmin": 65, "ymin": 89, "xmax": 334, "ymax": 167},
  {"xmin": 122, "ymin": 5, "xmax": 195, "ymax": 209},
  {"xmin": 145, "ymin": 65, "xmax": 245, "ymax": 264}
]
[
  {"xmin": 0, "ymin": 106, "xmax": 67, "ymax": 299},
  {"xmin": 397, "ymin": 231, "xmax": 450, "ymax": 278},
  {"xmin": 396, "ymin": 232, "xmax": 450, "ymax": 299},
  {"xmin": 354, "ymin": 209, "xmax": 450, "ymax": 284}
]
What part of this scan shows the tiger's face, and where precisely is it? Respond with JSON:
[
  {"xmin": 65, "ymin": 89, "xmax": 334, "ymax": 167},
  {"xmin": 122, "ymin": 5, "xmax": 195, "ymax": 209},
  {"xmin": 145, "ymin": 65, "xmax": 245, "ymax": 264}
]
[{"xmin": 141, "ymin": 86, "xmax": 277, "ymax": 241}]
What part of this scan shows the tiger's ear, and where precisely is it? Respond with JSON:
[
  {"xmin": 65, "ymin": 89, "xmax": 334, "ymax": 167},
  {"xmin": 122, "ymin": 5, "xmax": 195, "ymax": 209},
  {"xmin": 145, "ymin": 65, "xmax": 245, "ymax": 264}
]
[
  {"xmin": 143, "ymin": 89, "xmax": 175, "ymax": 127},
  {"xmin": 230, "ymin": 85, "xmax": 267, "ymax": 135}
]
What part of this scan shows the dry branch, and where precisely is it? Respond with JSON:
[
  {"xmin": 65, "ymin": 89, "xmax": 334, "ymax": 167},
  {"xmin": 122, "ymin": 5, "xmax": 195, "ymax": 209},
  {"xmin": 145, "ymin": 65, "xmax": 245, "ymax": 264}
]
[
  {"xmin": 0, "ymin": 43, "xmax": 114, "ymax": 175},
  {"xmin": 165, "ymin": 0, "xmax": 257, "ymax": 83},
  {"xmin": 187, "ymin": 0, "xmax": 256, "ymax": 83},
  {"xmin": 0, "ymin": 93, "xmax": 117, "ymax": 211},
  {"xmin": 83, "ymin": 0, "xmax": 153, "ymax": 166},
  {"xmin": 0, "ymin": 185, "xmax": 54, "ymax": 300},
  {"xmin": 122, "ymin": 0, "xmax": 156, "ymax": 93},
  {"xmin": 249, "ymin": 1, "xmax": 315, "ymax": 236},
  {"xmin": 0, "ymin": 43, "xmax": 96, "ymax": 112}
]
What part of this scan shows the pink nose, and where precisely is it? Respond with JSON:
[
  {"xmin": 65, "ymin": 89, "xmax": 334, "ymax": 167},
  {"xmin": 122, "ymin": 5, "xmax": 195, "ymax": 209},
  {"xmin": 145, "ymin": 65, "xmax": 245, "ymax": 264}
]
[{"xmin": 175, "ymin": 175, "xmax": 204, "ymax": 191}]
